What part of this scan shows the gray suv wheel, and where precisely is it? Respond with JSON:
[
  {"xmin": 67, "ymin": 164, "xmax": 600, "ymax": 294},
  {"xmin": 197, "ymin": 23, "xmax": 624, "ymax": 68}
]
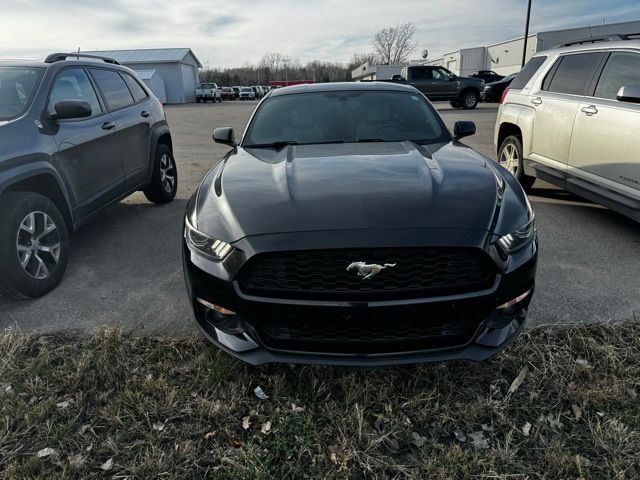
[{"xmin": 0, "ymin": 192, "xmax": 70, "ymax": 298}]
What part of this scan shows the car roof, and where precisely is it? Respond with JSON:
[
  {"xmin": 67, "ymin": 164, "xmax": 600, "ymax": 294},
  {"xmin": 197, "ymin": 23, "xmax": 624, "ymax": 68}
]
[
  {"xmin": 269, "ymin": 81, "xmax": 416, "ymax": 97},
  {"xmin": 534, "ymin": 38, "xmax": 640, "ymax": 57}
]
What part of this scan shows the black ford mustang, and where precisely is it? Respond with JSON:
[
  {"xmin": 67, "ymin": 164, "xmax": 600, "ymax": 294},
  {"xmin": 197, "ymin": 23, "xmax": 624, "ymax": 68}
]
[{"xmin": 182, "ymin": 82, "xmax": 537, "ymax": 366}]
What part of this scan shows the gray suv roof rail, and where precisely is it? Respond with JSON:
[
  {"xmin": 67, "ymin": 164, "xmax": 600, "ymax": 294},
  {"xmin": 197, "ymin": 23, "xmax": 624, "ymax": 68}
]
[
  {"xmin": 44, "ymin": 52, "xmax": 121, "ymax": 65},
  {"xmin": 554, "ymin": 33, "xmax": 636, "ymax": 48}
]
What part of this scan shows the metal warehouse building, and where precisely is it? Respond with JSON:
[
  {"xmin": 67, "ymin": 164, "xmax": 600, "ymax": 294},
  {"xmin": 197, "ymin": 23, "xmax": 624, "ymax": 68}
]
[
  {"xmin": 81, "ymin": 48, "xmax": 203, "ymax": 104},
  {"xmin": 425, "ymin": 19, "xmax": 640, "ymax": 77}
]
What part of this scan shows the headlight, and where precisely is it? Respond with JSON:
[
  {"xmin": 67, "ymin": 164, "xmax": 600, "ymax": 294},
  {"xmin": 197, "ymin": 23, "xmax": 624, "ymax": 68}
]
[
  {"xmin": 497, "ymin": 217, "xmax": 535, "ymax": 254},
  {"xmin": 184, "ymin": 216, "xmax": 233, "ymax": 261}
]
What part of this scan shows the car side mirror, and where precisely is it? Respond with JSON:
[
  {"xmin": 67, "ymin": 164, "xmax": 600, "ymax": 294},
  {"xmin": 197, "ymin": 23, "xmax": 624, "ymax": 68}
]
[
  {"xmin": 616, "ymin": 84, "xmax": 640, "ymax": 104},
  {"xmin": 213, "ymin": 127, "xmax": 236, "ymax": 146},
  {"xmin": 50, "ymin": 100, "xmax": 92, "ymax": 121},
  {"xmin": 453, "ymin": 121, "xmax": 476, "ymax": 140}
]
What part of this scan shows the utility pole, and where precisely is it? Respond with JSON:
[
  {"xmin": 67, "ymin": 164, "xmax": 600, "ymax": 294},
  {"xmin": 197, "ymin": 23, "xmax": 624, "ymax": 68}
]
[{"xmin": 521, "ymin": 0, "xmax": 532, "ymax": 68}]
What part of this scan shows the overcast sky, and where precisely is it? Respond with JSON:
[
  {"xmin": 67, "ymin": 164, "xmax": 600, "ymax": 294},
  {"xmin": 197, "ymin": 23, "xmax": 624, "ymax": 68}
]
[{"xmin": 2, "ymin": 0, "xmax": 639, "ymax": 67}]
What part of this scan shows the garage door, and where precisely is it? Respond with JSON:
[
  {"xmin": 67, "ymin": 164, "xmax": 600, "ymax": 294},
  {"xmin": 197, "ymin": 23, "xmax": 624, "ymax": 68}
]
[{"xmin": 181, "ymin": 64, "xmax": 196, "ymax": 103}]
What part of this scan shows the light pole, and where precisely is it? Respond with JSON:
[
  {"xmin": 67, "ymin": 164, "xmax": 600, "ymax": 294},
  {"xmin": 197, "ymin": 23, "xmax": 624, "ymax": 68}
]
[{"xmin": 521, "ymin": 0, "xmax": 532, "ymax": 68}]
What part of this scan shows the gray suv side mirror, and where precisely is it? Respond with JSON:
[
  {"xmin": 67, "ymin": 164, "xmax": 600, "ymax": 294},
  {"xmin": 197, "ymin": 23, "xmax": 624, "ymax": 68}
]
[
  {"xmin": 617, "ymin": 84, "xmax": 640, "ymax": 104},
  {"xmin": 453, "ymin": 121, "xmax": 476, "ymax": 139},
  {"xmin": 50, "ymin": 100, "xmax": 92, "ymax": 120},
  {"xmin": 213, "ymin": 127, "xmax": 236, "ymax": 146}
]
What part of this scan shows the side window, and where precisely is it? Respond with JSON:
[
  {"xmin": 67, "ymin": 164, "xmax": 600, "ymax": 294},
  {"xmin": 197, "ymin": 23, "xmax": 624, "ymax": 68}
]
[
  {"xmin": 594, "ymin": 52, "xmax": 640, "ymax": 100},
  {"xmin": 410, "ymin": 68, "xmax": 431, "ymax": 81},
  {"xmin": 432, "ymin": 68, "xmax": 451, "ymax": 80},
  {"xmin": 90, "ymin": 69, "xmax": 135, "ymax": 110},
  {"xmin": 121, "ymin": 73, "xmax": 148, "ymax": 102},
  {"xmin": 48, "ymin": 68, "xmax": 102, "ymax": 117},
  {"xmin": 543, "ymin": 53, "xmax": 604, "ymax": 95},
  {"xmin": 510, "ymin": 56, "xmax": 547, "ymax": 90}
]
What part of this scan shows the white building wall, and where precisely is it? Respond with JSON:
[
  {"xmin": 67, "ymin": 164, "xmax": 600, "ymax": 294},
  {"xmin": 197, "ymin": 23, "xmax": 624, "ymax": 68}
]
[
  {"xmin": 486, "ymin": 34, "xmax": 538, "ymax": 76},
  {"xmin": 147, "ymin": 74, "xmax": 167, "ymax": 104},
  {"xmin": 124, "ymin": 62, "xmax": 184, "ymax": 103}
]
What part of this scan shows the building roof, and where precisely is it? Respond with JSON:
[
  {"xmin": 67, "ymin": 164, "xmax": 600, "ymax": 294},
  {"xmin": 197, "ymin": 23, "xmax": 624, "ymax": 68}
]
[
  {"xmin": 133, "ymin": 69, "xmax": 157, "ymax": 80},
  {"xmin": 81, "ymin": 48, "xmax": 203, "ymax": 68}
]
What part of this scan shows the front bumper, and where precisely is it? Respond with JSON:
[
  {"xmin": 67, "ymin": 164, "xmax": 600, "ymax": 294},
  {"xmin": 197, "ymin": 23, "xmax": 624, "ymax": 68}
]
[{"xmin": 182, "ymin": 226, "xmax": 537, "ymax": 366}]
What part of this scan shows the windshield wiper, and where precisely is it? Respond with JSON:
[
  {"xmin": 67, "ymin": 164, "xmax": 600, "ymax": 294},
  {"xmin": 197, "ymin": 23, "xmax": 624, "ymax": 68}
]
[
  {"xmin": 354, "ymin": 138, "xmax": 388, "ymax": 143},
  {"xmin": 244, "ymin": 140, "xmax": 347, "ymax": 149},
  {"xmin": 244, "ymin": 140, "xmax": 299, "ymax": 149}
]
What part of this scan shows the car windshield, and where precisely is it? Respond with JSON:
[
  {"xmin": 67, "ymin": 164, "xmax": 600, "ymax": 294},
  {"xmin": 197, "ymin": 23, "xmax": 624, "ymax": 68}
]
[
  {"xmin": 241, "ymin": 87, "xmax": 252, "ymax": 92},
  {"xmin": 243, "ymin": 90, "xmax": 450, "ymax": 146},
  {"xmin": 0, "ymin": 67, "xmax": 44, "ymax": 120}
]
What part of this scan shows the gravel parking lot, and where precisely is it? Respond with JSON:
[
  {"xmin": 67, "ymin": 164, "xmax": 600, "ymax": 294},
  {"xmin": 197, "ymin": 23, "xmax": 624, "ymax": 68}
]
[{"xmin": 1, "ymin": 100, "xmax": 639, "ymax": 335}]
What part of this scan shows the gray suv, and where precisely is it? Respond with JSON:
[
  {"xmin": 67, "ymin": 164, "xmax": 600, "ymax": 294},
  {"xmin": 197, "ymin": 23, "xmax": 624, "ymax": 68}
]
[{"xmin": 0, "ymin": 53, "xmax": 177, "ymax": 298}]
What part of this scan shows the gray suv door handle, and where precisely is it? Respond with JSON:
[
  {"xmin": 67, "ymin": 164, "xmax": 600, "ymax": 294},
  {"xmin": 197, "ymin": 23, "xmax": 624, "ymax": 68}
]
[
  {"xmin": 531, "ymin": 97, "xmax": 542, "ymax": 106},
  {"xmin": 581, "ymin": 105, "xmax": 598, "ymax": 116},
  {"xmin": 141, "ymin": 111, "xmax": 151, "ymax": 118},
  {"xmin": 101, "ymin": 121, "xmax": 116, "ymax": 130}
]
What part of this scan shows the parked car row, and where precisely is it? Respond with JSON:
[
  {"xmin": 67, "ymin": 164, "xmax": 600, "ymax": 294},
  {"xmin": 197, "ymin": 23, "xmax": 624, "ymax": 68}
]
[{"xmin": 196, "ymin": 84, "xmax": 270, "ymax": 102}]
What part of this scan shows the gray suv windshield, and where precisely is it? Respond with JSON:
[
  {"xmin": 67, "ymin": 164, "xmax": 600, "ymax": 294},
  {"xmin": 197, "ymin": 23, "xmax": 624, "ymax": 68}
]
[
  {"xmin": 244, "ymin": 91, "xmax": 450, "ymax": 146},
  {"xmin": 0, "ymin": 67, "xmax": 44, "ymax": 120}
]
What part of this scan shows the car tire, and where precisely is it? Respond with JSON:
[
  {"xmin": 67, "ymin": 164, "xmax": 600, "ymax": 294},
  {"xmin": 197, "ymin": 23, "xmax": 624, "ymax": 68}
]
[
  {"xmin": 450, "ymin": 100, "xmax": 460, "ymax": 108},
  {"xmin": 460, "ymin": 90, "xmax": 479, "ymax": 109},
  {"xmin": 143, "ymin": 143, "xmax": 178, "ymax": 204},
  {"xmin": 498, "ymin": 135, "xmax": 536, "ymax": 191},
  {"xmin": 0, "ymin": 192, "xmax": 70, "ymax": 299}
]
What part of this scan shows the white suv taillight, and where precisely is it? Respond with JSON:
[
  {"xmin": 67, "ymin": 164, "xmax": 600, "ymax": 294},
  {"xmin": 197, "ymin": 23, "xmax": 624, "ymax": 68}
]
[{"xmin": 500, "ymin": 88, "xmax": 509, "ymax": 104}]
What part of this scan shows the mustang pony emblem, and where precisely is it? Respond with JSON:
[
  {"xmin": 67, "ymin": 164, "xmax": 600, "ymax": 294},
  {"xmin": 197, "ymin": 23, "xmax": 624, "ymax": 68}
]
[{"xmin": 346, "ymin": 262, "xmax": 397, "ymax": 280}]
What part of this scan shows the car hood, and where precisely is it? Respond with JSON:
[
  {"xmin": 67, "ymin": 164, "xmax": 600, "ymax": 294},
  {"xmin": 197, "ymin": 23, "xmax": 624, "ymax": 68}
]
[{"xmin": 195, "ymin": 141, "xmax": 514, "ymax": 242}]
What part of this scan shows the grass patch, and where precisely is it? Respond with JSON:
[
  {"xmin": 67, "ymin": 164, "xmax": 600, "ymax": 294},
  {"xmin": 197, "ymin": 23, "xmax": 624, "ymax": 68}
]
[{"xmin": 1, "ymin": 321, "xmax": 639, "ymax": 479}]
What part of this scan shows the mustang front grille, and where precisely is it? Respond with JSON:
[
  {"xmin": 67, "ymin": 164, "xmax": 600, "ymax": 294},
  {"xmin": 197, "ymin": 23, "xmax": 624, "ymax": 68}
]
[
  {"xmin": 237, "ymin": 247, "xmax": 496, "ymax": 300},
  {"xmin": 246, "ymin": 300, "xmax": 491, "ymax": 354}
]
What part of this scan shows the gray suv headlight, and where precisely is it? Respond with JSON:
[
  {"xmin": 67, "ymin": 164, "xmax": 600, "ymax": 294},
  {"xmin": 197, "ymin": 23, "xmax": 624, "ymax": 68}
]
[
  {"xmin": 184, "ymin": 217, "xmax": 233, "ymax": 261},
  {"xmin": 497, "ymin": 217, "xmax": 536, "ymax": 254}
]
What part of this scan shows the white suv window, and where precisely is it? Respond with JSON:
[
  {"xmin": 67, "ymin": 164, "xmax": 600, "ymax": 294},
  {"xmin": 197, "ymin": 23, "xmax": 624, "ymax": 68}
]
[
  {"xmin": 593, "ymin": 51, "xmax": 640, "ymax": 100},
  {"xmin": 542, "ymin": 53, "xmax": 604, "ymax": 96}
]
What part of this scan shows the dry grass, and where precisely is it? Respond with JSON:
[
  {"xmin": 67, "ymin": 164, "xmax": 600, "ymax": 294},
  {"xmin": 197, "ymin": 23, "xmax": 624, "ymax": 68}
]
[{"xmin": 0, "ymin": 321, "xmax": 639, "ymax": 479}]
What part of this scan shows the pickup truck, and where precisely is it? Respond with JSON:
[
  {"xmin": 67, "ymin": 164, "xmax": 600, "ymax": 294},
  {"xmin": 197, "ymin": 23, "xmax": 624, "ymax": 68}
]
[
  {"xmin": 195, "ymin": 83, "xmax": 222, "ymax": 103},
  {"xmin": 386, "ymin": 65, "xmax": 484, "ymax": 109}
]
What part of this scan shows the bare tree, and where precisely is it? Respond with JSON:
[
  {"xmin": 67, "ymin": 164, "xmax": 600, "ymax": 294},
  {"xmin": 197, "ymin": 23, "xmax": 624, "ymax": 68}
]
[
  {"xmin": 200, "ymin": 56, "xmax": 351, "ymax": 86},
  {"xmin": 348, "ymin": 52, "xmax": 379, "ymax": 69},
  {"xmin": 372, "ymin": 22, "xmax": 418, "ymax": 65},
  {"xmin": 259, "ymin": 52, "xmax": 284, "ymax": 80}
]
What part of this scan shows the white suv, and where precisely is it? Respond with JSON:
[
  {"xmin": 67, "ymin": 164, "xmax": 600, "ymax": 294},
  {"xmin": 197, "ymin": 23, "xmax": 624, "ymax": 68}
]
[{"xmin": 494, "ymin": 35, "xmax": 640, "ymax": 222}]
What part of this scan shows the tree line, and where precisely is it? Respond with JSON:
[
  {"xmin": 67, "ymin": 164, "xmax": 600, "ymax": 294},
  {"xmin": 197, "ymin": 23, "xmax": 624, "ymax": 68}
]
[{"xmin": 199, "ymin": 22, "xmax": 418, "ymax": 86}]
